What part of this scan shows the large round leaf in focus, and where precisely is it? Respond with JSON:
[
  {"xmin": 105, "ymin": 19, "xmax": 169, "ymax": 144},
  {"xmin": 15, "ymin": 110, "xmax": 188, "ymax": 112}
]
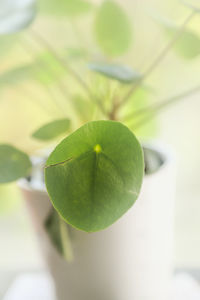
[{"xmin": 45, "ymin": 120, "xmax": 144, "ymax": 232}]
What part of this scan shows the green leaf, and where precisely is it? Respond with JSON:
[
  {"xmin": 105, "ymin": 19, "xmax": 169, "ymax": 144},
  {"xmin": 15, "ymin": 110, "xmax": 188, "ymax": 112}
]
[
  {"xmin": 166, "ymin": 27, "xmax": 200, "ymax": 59},
  {"xmin": 39, "ymin": 0, "xmax": 94, "ymax": 16},
  {"xmin": 0, "ymin": 65, "xmax": 33, "ymax": 88},
  {"xmin": 181, "ymin": 0, "xmax": 200, "ymax": 12},
  {"xmin": 45, "ymin": 120, "xmax": 144, "ymax": 232},
  {"xmin": 88, "ymin": 62, "xmax": 141, "ymax": 84},
  {"xmin": 153, "ymin": 13, "xmax": 200, "ymax": 59},
  {"xmin": 72, "ymin": 95, "xmax": 95, "ymax": 122},
  {"xmin": 32, "ymin": 118, "xmax": 71, "ymax": 141},
  {"xmin": 0, "ymin": 35, "xmax": 18, "ymax": 57},
  {"xmin": 45, "ymin": 209, "xmax": 74, "ymax": 261},
  {"xmin": 0, "ymin": 0, "xmax": 36, "ymax": 34},
  {"xmin": 33, "ymin": 52, "xmax": 66, "ymax": 86},
  {"xmin": 0, "ymin": 145, "xmax": 32, "ymax": 184},
  {"xmin": 94, "ymin": 0, "xmax": 132, "ymax": 56},
  {"xmin": 123, "ymin": 87, "xmax": 158, "ymax": 139}
]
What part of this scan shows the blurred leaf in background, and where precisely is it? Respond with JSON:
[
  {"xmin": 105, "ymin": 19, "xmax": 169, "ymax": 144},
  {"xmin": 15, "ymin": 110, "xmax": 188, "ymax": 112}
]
[
  {"xmin": 0, "ymin": 64, "xmax": 35, "ymax": 90},
  {"xmin": 0, "ymin": 145, "xmax": 32, "ymax": 184},
  {"xmin": 32, "ymin": 118, "xmax": 71, "ymax": 141},
  {"xmin": 122, "ymin": 87, "xmax": 158, "ymax": 139},
  {"xmin": 94, "ymin": 0, "xmax": 133, "ymax": 56},
  {"xmin": 0, "ymin": 0, "xmax": 36, "ymax": 34},
  {"xmin": 182, "ymin": 0, "xmax": 200, "ymax": 12},
  {"xmin": 33, "ymin": 51, "xmax": 67, "ymax": 86},
  {"xmin": 166, "ymin": 26, "xmax": 200, "ymax": 59},
  {"xmin": 0, "ymin": 35, "xmax": 18, "ymax": 57},
  {"xmin": 151, "ymin": 12, "xmax": 200, "ymax": 59},
  {"xmin": 72, "ymin": 94, "xmax": 95, "ymax": 123},
  {"xmin": 88, "ymin": 62, "xmax": 141, "ymax": 84}
]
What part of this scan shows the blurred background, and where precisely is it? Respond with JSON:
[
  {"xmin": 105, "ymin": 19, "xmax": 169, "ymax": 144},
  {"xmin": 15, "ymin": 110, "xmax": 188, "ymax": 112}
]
[{"xmin": 0, "ymin": 0, "xmax": 200, "ymax": 297}]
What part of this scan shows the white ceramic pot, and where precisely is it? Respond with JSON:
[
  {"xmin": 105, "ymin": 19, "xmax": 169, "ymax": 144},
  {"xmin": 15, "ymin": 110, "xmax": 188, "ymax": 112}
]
[{"xmin": 20, "ymin": 143, "xmax": 176, "ymax": 300}]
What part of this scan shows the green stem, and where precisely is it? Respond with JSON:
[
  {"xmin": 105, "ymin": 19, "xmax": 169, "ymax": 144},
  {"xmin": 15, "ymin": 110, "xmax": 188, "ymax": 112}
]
[
  {"xmin": 22, "ymin": 36, "xmax": 72, "ymax": 115},
  {"xmin": 119, "ymin": 10, "xmax": 196, "ymax": 107},
  {"xmin": 59, "ymin": 218, "xmax": 74, "ymax": 263},
  {"xmin": 29, "ymin": 29, "xmax": 107, "ymax": 117},
  {"xmin": 129, "ymin": 85, "xmax": 200, "ymax": 129},
  {"xmin": 69, "ymin": 18, "xmax": 88, "ymax": 48}
]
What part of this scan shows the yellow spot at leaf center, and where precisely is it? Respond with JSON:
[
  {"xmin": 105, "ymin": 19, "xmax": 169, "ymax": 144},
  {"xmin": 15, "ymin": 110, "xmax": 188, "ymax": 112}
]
[{"xmin": 94, "ymin": 144, "xmax": 102, "ymax": 154}]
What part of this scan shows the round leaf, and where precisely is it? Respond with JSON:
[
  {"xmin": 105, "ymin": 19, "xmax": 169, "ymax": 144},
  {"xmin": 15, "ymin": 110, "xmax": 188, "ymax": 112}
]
[
  {"xmin": 0, "ymin": 0, "xmax": 36, "ymax": 34},
  {"xmin": 0, "ymin": 64, "xmax": 34, "ymax": 88},
  {"xmin": 39, "ymin": 0, "xmax": 94, "ymax": 16},
  {"xmin": 32, "ymin": 118, "xmax": 71, "ymax": 141},
  {"xmin": 152, "ymin": 13, "xmax": 200, "ymax": 59},
  {"xmin": 166, "ymin": 26, "xmax": 200, "ymax": 59},
  {"xmin": 33, "ymin": 52, "xmax": 66, "ymax": 86},
  {"xmin": 0, "ymin": 36, "xmax": 18, "ymax": 57},
  {"xmin": 0, "ymin": 144, "xmax": 32, "ymax": 183},
  {"xmin": 181, "ymin": 0, "xmax": 200, "ymax": 12},
  {"xmin": 94, "ymin": 0, "xmax": 133, "ymax": 56},
  {"xmin": 88, "ymin": 62, "xmax": 141, "ymax": 83},
  {"xmin": 45, "ymin": 121, "xmax": 144, "ymax": 232}
]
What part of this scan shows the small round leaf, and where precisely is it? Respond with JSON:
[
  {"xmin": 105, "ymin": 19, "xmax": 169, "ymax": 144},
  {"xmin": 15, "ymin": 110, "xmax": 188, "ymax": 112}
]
[
  {"xmin": 88, "ymin": 62, "xmax": 141, "ymax": 83},
  {"xmin": 0, "ymin": 64, "xmax": 34, "ymax": 88},
  {"xmin": 181, "ymin": 0, "xmax": 200, "ymax": 12},
  {"xmin": 166, "ymin": 26, "xmax": 200, "ymax": 59},
  {"xmin": 94, "ymin": 0, "xmax": 133, "ymax": 56},
  {"xmin": 0, "ymin": 144, "xmax": 32, "ymax": 183},
  {"xmin": 32, "ymin": 118, "xmax": 71, "ymax": 141},
  {"xmin": 0, "ymin": 0, "xmax": 36, "ymax": 35},
  {"xmin": 152, "ymin": 13, "xmax": 200, "ymax": 59},
  {"xmin": 45, "ymin": 121, "xmax": 144, "ymax": 232}
]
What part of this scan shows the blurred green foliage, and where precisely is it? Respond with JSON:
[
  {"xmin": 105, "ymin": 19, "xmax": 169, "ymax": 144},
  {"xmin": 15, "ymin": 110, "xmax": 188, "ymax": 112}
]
[
  {"xmin": 39, "ymin": 0, "xmax": 94, "ymax": 16},
  {"xmin": 94, "ymin": 0, "xmax": 133, "ymax": 56},
  {"xmin": 0, "ymin": 0, "xmax": 200, "ymax": 210}
]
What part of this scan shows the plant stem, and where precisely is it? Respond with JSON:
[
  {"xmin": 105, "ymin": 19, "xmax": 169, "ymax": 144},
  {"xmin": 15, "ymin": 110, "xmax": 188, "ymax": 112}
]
[
  {"xmin": 29, "ymin": 29, "xmax": 107, "ymax": 117},
  {"xmin": 128, "ymin": 85, "xmax": 200, "ymax": 129},
  {"xmin": 59, "ymin": 218, "xmax": 74, "ymax": 263},
  {"xmin": 69, "ymin": 18, "xmax": 88, "ymax": 49},
  {"xmin": 23, "ymin": 36, "xmax": 73, "ymax": 115},
  {"xmin": 119, "ymin": 10, "xmax": 196, "ymax": 107}
]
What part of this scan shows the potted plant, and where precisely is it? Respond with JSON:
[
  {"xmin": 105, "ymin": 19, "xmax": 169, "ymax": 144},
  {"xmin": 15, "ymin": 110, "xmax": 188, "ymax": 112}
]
[{"xmin": 0, "ymin": 0, "xmax": 200, "ymax": 299}]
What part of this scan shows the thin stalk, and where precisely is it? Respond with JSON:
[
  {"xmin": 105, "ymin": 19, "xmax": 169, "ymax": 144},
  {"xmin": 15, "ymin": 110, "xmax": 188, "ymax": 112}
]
[
  {"xmin": 22, "ymin": 36, "xmax": 73, "ymax": 115},
  {"xmin": 69, "ymin": 18, "xmax": 88, "ymax": 48},
  {"xmin": 59, "ymin": 218, "xmax": 74, "ymax": 263},
  {"xmin": 129, "ymin": 85, "xmax": 200, "ymax": 129},
  {"xmin": 29, "ymin": 29, "xmax": 107, "ymax": 117},
  {"xmin": 119, "ymin": 10, "xmax": 196, "ymax": 107}
]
